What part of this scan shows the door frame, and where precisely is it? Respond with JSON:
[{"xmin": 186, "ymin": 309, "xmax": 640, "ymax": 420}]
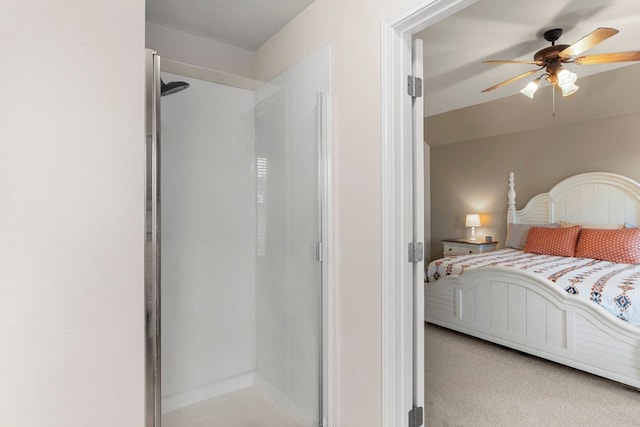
[{"xmin": 380, "ymin": 0, "xmax": 478, "ymax": 425}]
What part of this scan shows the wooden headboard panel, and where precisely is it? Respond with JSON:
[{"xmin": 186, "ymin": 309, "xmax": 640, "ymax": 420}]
[{"xmin": 507, "ymin": 172, "xmax": 640, "ymax": 226}]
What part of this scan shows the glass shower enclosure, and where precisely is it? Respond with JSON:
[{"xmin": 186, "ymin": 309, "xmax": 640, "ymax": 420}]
[{"xmin": 144, "ymin": 48, "xmax": 330, "ymax": 427}]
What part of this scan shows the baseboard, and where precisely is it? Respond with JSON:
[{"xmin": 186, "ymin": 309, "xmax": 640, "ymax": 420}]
[{"xmin": 161, "ymin": 372, "xmax": 254, "ymax": 414}]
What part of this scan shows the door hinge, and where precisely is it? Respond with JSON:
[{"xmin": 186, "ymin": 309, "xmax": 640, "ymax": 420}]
[
  {"xmin": 407, "ymin": 75, "xmax": 423, "ymax": 98},
  {"xmin": 409, "ymin": 406, "xmax": 424, "ymax": 427},
  {"xmin": 315, "ymin": 241, "xmax": 323, "ymax": 262},
  {"xmin": 408, "ymin": 242, "xmax": 424, "ymax": 263}
]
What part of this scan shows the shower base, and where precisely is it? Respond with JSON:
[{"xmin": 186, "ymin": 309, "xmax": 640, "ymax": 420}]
[{"xmin": 162, "ymin": 386, "xmax": 307, "ymax": 427}]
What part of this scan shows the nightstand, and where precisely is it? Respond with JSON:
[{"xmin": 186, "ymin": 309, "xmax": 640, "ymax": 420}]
[{"xmin": 442, "ymin": 238, "xmax": 498, "ymax": 256}]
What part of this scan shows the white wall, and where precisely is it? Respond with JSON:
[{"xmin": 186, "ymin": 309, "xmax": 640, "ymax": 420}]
[
  {"xmin": 1, "ymin": 1, "xmax": 145, "ymax": 426},
  {"xmin": 146, "ymin": 21, "xmax": 255, "ymax": 79},
  {"xmin": 160, "ymin": 74, "xmax": 256, "ymax": 407},
  {"xmin": 253, "ymin": 0, "xmax": 412, "ymax": 425}
]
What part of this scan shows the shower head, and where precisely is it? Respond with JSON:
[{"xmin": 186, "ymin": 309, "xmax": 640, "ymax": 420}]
[{"xmin": 161, "ymin": 79, "xmax": 190, "ymax": 96}]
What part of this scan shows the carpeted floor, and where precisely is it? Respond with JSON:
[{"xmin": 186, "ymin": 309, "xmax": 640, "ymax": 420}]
[{"xmin": 425, "ymin": 322, "xmax": 640, "ymax": 427}]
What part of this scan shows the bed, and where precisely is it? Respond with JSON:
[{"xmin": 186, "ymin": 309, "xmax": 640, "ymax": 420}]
[{"xmin": 425, "ymin": 172, "xmax": 640, "ymax": 389}]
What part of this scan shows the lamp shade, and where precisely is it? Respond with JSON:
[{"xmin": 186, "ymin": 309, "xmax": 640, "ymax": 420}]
[
  {"xmin": 520, "ymin": 78, "xmax": 541, "ymax": 98},
  {"xmin": 465, "ymin": 214, "xmax": 481, "ymax": 228},
  {"xmin": 557, "ymin": 69, "xmax": 579, "ymax": 97}
]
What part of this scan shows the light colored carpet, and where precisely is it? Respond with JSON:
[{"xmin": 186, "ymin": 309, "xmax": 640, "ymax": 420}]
[{"xmin": 425, "ymin": 323, "xmax": 640, "ymax": 427}]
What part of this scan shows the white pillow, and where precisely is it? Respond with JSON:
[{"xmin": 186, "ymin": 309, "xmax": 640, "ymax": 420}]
[
  {"xmin": 505, "ymin": 223, "xmax": 559, "ymax": 249},
  {"xmin": 559, "ymin": 220, "xmax": 624, "ymax": 229}
]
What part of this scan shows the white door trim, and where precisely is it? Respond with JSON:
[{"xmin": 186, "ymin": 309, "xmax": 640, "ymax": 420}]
[
  {"xmin": 411, "ymin": 36, "xmax": 425, "ymax": 417},
  {"xmin": 380, "ymin": 1, "xmax": 478, "ymax": 426}
]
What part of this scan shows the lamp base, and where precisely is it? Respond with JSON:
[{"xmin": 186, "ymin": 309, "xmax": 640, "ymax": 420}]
[{"xmin": 470, "ymin": 226, "xmax": 477, "ymax": 241}]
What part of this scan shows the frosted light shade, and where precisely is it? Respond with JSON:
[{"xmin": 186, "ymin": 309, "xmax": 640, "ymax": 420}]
[
  {"xmin": 557, "ymin": 69, "xmax": 579, "ymax": 96},
  {"xmin": 560, "ymin": 82, "xmax": 579, "ymax": 96},
  {"xmin": 520, "ymin": 80, "xmax": 540, "ymax": 98},
  {"xmin": 465, "ymin": 214, "xmax": 481, "ymax": 228}
]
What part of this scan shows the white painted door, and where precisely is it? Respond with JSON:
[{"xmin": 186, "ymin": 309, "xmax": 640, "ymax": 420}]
[{"xmin": 411, "ymin": 37, "xmax": 425, "ymax": 426}]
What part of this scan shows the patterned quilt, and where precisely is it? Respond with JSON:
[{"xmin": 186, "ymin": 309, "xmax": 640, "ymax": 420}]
[{"xmin": 427, "ymin": 249, "xmax": 640, "ymax": 327}]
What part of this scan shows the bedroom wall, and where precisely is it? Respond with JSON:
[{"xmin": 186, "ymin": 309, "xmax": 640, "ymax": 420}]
[
  {"xmin": 146, "ymin": 21, "xmax": 255, "ymax": 78},
  {"xmin": 428, "ymin": 112, "xmax": 640, "ymax": 260},
  {"xmin": 424, "ymin": 142, "xmax": 432, "ymax": 262},
  {"xmin": 1, "ymin": 1, "xmax": 145, "ymax": 426},
  {"xmin": 252, "ymin": 0, "xmax": 412, "ymax": 425}
]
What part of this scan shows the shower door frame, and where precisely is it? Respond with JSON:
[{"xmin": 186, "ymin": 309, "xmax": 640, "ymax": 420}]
[
  {"xmin": 144, "ymin": 49, "xmax": 162, "ymax": 427},
  {"xmin": 144, "ymin": 50, "xmax": 333, "ymax": 427}
]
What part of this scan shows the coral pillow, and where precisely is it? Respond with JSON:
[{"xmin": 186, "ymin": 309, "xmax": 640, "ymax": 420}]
[
  {"xmin": 524, "ymin": 225, "xmax": 581, "ymax": 257},
  {"xmin": 575, "ymin": 228, "xmax": 640, "ymax": 264}
]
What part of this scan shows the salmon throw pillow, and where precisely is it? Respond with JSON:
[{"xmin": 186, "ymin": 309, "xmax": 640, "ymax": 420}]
[
  {"xmin": 575, "ymin": 228, "xmax": 640, "ymax": 264},
  {"xmin": 524, "ymin": 225, "xmax": 581, "ymax": 257}
]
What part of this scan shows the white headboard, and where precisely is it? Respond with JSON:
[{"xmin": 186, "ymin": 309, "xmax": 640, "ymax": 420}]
[{"xmin": 507, "ymin": 172, "xmax": 640, "ymax": 226}]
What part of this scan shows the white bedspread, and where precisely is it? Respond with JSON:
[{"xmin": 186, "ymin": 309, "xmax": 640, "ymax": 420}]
[{"xmin": 427, "ymin": 249, "xmax": 640, "ymax": 327}]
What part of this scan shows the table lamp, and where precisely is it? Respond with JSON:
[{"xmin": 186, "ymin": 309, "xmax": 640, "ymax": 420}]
[{"xmin": 465, "ymin": 213, "xmax": 481, "ymax": 241}]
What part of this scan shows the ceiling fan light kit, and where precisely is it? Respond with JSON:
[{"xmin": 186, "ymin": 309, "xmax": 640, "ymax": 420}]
[
  {"xmin": 482, "ymin": 26, "xmax": 640, "ymax": 108},
  {"xmin": 519, "ymin": 77, "xmax": 542, "ymax": 98},
  {"xmin": 557, "ymin": 69, "xmax": 579, "ymax": 96}
]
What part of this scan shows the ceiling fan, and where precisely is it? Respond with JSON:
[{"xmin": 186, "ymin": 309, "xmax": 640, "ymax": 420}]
[{"xmin": 481, "ymin": 27, "xmax": 640, "ymax": 97}]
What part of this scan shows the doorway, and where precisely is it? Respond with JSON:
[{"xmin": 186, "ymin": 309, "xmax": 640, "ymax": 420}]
[{"xmin": 380, "ymin": 0, "xmax": 479, "ymax": 425}]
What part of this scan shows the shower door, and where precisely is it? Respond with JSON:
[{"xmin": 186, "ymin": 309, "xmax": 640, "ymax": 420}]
[{"xmin": 145, "ymin": 48, "xmax": 330, "ymax": 427}]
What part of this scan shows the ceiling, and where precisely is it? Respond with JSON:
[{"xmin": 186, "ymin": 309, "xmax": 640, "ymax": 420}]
[
  {"xmin": 146, "ymin": 0, "xmax": 314, "ymax": 51},
  {"xmin": 417, "ymin": 0, "xmax": 640, "ymax": 117},
  {"xmin": 146, "ymin": 0, "xmax": 640, "ymax": 120}
]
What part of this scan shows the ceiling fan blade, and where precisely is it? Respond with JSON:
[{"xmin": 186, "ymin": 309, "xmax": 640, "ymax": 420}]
[
  {"xmin": 559, "ymin": 27, "xmax": 619, "ymax": 58},
  {"xmin": 483, "ymin": 60, "xmax": 543, "ymax": 65},
  {"xmin": 574, "ymin": 51, "xmax": 640, "ymax": 65},
  {"xmin": 481, "ymin": 68, "xmax": 543, "ymax": 93}
]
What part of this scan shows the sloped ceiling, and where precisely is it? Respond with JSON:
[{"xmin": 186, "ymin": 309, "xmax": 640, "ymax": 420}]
[
  {"xmin": 425, "ymin": 63, "xmax": 640, "ymax": 146},
  {"xmin": 146, "ymin": 0, "xmax": 314, "ymax": 50},
  {"xmin": 417, "ymin": 0, "xmax": 640, "ymax": 117},
  {"xmin": 145, "ymin": 0, "xmax": 640, "ymax": 146}
]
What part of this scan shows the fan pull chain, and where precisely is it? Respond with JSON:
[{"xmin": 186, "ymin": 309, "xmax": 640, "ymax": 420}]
[{"xmin": 552, "ymin": 85, "xmax": 556, "ymax": 117}]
